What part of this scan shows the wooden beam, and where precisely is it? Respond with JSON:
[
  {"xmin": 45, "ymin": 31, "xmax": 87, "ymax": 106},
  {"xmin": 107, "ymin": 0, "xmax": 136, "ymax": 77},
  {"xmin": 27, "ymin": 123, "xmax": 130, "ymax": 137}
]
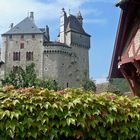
[
  {"xmin": 133, "ymin": 60, "xmax": 140, "ymax": 75},
  {"xmin": 120, "ymin": 65, "xmax": 135, "ymax": 95}
]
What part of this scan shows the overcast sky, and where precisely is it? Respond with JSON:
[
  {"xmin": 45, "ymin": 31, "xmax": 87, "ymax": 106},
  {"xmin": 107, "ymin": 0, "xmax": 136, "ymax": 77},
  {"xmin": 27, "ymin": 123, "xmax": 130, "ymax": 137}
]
[{"xmin": 0, "ymin": 0, "xmax": 120, "ymax": 83}]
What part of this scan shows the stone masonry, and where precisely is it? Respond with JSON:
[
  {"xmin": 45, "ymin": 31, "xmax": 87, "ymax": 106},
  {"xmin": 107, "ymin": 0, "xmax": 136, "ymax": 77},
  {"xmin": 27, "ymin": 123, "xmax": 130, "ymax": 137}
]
[{"xmin": 0, "ymin": 9, "xmax": 90, "ymax": 88}]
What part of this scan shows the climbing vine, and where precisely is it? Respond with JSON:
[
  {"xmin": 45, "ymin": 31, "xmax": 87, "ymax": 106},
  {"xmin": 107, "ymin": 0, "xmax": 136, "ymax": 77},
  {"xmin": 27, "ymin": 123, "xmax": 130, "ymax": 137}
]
[{"xmin": 0, "ymin": 87, "xmax": 140, "ymax": 139}]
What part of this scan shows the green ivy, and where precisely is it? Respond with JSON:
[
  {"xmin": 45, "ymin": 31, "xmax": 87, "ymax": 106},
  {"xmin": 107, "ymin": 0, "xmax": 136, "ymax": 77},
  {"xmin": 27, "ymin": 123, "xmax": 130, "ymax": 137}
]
[{"xmin": 0, "ymin": 87, "xmax": 140, "ymax": 139}]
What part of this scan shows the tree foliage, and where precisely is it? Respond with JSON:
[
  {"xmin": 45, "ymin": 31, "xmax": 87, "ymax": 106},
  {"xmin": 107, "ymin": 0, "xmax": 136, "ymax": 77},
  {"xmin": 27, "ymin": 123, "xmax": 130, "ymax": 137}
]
[
  {"xmin": 81, "ymin": 79, "xmax": 96, "ymax": 92},
  {"xmin": 2, "ymin": 63, "xmax": 60, "ymax": 91},
  {"xmin": 34, "ymin": 79, "xmax": 60, "ymax": 91},
  {"xmin": 2, "ymin": 63, "xmax": 37, "ymax": 88},
  {"xmin": 0, "ymin": 87, "xmax": 140, "ymax": 139},
  {"xmin": 109, "ymin": 78, "xmax": 130, "ymax": 93}
]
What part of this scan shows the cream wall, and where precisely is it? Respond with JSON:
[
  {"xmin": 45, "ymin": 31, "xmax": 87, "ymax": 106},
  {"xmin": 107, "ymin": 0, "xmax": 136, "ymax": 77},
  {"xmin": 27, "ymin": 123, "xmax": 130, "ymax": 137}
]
[{"xmin": 2, "ymin": 34, "xmax": 44, "ymax": 78}]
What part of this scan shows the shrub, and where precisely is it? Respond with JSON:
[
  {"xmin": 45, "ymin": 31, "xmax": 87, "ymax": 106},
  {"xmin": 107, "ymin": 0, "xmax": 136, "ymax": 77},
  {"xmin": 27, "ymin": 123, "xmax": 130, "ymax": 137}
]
[
  {"xmin": 2, "ymin": 63, "xmax": 61, "ymax": 91},
  {"xmin": 34, "ymin": 79, "xmax": 61, "ymax": 91},
  {"xmin": 2, "ymin": 63, "xmax": 37, "ymax": 88},
  {"xmin": 0, "ymin": 87, "xmax": 140, "ymax": 139},
  {"xmin": 109, "ymin": 78, "xmax": 130, "ymax": 93},
  {"xmin": 81, "ymin": 79, "xmax": 96, "ymax": 92}
]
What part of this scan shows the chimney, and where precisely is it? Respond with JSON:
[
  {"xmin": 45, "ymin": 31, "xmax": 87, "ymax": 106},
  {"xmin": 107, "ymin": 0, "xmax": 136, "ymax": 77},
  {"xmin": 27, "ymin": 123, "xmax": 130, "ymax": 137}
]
[
  {"xmin": 45, "ymin": 25, "xmax": 50, "ymax": 41},
  {"xmin": 10, "ymin": 23, "xmax": 14, "ymax": 29},
  {"xmin": 29, "ymin": 12, "xmax": 34, "ymax": 21}
]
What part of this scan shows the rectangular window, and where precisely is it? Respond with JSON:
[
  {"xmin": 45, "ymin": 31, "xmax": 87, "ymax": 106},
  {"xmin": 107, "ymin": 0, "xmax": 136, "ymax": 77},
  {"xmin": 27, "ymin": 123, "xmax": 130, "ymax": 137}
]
[
  {"xmin": 32, "ymin": 34, "xmax": 35, "ymax": 39},
  {"xmin": 20, "ymin": 43, "xmax": 24, "ymax": 49},
  {"xmin": 9, "ymin": 35, "xmax": 12, "ymax": 39},
  {"xmin": 21, "ymin": 35, "xmax": 24, "ymax": 39},
  {"xmin": 26, "ymin": 52, "xmax": 33, "ymax": 61},
  {"xmin": 13, "ymin": 52, "xmax": 20, "ymax": 61}
]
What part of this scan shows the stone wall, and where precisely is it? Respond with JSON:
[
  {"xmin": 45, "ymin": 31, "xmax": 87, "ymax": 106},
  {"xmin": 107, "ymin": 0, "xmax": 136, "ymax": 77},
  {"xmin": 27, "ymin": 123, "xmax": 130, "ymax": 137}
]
[
  {"xmin": 43, "ymin": 45, "xmax": 78, "ymax": 88},
  {"xmin": 2, "ymin": 34, "xmax": 44, "ymax": 78}
]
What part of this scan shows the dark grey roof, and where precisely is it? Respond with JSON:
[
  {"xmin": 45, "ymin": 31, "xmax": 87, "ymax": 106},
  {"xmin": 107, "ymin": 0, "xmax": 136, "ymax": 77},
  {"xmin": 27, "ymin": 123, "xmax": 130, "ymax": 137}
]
[
  {"xmin": 39, "ymin": 28, "xmax": 45, "ymax": 32},
  {"xmin": 2, "ymin": 17, "xmax": 43, "ymax": 35},
  {"xmin": 66, "ymin": 15, "xmax": 90, "ymax": 37},
  {"xmin": 116, "ymin": 0, "xmax": 130, "ymax": 6}
]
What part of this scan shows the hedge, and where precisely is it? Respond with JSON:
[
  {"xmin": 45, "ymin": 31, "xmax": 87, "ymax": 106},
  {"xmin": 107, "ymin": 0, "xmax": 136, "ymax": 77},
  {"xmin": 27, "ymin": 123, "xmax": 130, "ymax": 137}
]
[{"xmin": 0, "ymin": 86, "xmax": 140, "ymax": 139}]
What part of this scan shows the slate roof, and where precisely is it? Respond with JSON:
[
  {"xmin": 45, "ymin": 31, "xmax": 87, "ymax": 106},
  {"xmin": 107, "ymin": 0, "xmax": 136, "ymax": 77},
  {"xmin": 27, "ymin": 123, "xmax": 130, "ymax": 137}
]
[
  {"xmin": 116, "ymin": 0, "xmax": 130, "ymax": 7},
  {"xmin": 39, "ymin": 28, "xmax": 45, "ymax": 32},
  {"xmin": 2, "ymin": 17, "xmax": 43, "ymax": 35},
  {"xmin": 66, "ymin": 15, "xmax": 90, "ymax": 37}
]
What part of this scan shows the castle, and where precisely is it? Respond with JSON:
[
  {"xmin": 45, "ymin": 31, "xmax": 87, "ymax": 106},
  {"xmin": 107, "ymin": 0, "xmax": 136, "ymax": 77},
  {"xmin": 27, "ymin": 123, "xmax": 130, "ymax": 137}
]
[{"xmin": 0, "ymin": 9, "xmax": 90, "ymax": 88}]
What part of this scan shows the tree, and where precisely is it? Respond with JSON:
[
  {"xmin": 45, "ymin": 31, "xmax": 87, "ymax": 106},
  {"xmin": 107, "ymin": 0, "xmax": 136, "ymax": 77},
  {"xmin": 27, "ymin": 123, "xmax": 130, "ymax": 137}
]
[
  {"xmin": 2, "ymin": 63, "xmax": 37, "ymax": 88},
  {"xmin": 34, "ymin": 79, "xmax": 61, "ymax": 91},
  {"xmin": 81, "ymin": 79, "xmax": 96, "ymax": 92},
  {"xmin": 2, "ymin": 63, "xmax": 61, "ymax": 90},
  {"xmin": 109, "ymin": 78, "xmax": 130, "ymax": 93},
  {"xmin": 21, "ymin": 63, "xmax": 37, "ymax": 87}
]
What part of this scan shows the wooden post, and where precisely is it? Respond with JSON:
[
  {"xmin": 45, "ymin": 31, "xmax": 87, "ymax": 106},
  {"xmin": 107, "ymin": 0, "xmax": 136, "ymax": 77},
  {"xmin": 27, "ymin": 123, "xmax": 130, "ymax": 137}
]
[{"xmin": 120, "ymin": 65, "xmax": 136, "ymax": 96}]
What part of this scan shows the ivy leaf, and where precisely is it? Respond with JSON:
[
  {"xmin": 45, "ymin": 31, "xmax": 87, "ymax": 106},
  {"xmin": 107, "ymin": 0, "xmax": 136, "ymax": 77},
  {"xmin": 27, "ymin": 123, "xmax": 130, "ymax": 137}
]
[
  {"xmin": 66, "ymin": 118, "xmax": 76, "ymax": 126},
  {"xmin": 107, "ymin": 115, "xmax": 114, "ymax": 124},
  {"xmin": 121, "ymin": 126, "xmax": 129, "ymax": 135},
  {"xmin": 68, "ymin": 102, "xmax": 74, "ymax": 109},
  {"xmin": 0, "ymin": 110, "xmax": 4, "ymax": 120},
  {"xmin": 26, "ymin": 118, "xmax": 33, "ymax": 128},
  {"xmin": 50, "ymin": 129, "xmax": 58, "ymax": 140},
  {"xmin": 73, "ymin": 98, "xmax": 81, "ymax": 105},
  {"xmin": 8, "ymin": 129, "xmax": 14, "ymax": 138},
  {"xmin": 14, "ymin": 110, "xmax": 21, "ymax": 120},
  {"xmin": 1, "ymin": 110, "xmax": 10, "ymax": 119},
  {"xmin": 52, "ymin": 103, "xmax": 58, "ymax": 109},
  {"xmin": 31, "ymin": 129, "xmax": 38, "ymax": 139},
  {"xmin": 41, "ymin": 117, "xmax": 49, "ymax": 125},
  {"xmin": 29, "ymin": 106, "xmax": 33, "ymax": 113},
  {"xmin": 13, "ymin": 99, "xmax": 20, "ymax": 106},
  {"xmin": 44, "ymin": 102, "xmax": 51, "ymax": 109}
]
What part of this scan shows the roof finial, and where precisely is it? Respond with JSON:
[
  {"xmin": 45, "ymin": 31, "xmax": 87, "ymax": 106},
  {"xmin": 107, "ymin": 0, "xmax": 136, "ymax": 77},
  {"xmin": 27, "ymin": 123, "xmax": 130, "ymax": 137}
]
[
  {"xmin": 62, "ymin": 8, "xmax": 65, "ymax": 12},
  {"xmin": 77, "ymin": 8, "xmax": 82, "ymax": 17},
  {"xmin": 68, "ymin": 9, "xmax": 71, "ymax": 16},
  {"xmin": 77, "ymin": 7, "xmax": 82, "ymax": 18},
  {"xmin": 27, "ymin": 11, "xmax": 30, "ymax": 17},
  {"xmin": 9, "ymin": 23, "xmax": 14, "ymax": 29}
]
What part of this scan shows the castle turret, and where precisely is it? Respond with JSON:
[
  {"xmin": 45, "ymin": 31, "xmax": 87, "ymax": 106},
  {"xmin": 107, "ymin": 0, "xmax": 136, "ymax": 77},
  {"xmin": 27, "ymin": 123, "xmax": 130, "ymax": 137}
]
[
  {"xmin": 77, "ymin": 11, "xmax": 83, "ymax": 26},
  {"xmin": 60, "ymin": 8, "xmax": 67, "ymax": 43}
]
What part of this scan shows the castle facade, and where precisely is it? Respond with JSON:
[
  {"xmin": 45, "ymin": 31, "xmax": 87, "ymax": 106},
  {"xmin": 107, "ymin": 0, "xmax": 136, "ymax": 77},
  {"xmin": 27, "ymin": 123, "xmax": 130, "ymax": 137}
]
[{"xmin": 0, "ymin": 9, "xmax": 90, "ymax": 88}]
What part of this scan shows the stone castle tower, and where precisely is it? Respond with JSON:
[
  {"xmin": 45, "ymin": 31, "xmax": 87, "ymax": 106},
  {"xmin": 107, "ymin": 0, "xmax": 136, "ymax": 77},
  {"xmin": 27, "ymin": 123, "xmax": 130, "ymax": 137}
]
[{"xmin": 0, "ymin": 9, "xmax": 90, "ymax": 88}]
